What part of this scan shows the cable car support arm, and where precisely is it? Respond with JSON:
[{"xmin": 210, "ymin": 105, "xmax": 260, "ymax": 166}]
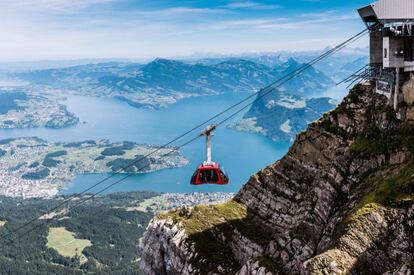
[{"xmin": 200, "ymin": 125, "xmax": 217, "ymax": 165}]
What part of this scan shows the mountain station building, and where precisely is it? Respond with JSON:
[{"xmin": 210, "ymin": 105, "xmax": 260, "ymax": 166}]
[{"xmin": 358, "ymin": 0, "xmax": 414, "ymax": 115}]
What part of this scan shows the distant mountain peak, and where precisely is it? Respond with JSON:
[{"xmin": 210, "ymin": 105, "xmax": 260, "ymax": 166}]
[
  {"xmin": 277, "ymin": 54, "xmax": 290, "ymax": 63},
  {"xmin": 151, "ymin": 58, "xmax": 179, "ymax": 64},
  {"xmin": 153, "ymin": 57, "xmax": 166, "ymax": 62},
  {"xmin": 284, "ymin": 57, "xmax": 299, "ymax": 66},
  {"xmin": 141, "ymin": 58, "xmax": 187, "ymax": 72},
  {"xmin": 217, "ymin": 58, "xmax": 255, "ymax": 65}
]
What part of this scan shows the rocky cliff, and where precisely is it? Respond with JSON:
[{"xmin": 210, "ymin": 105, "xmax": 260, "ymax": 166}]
[{"xmin": 140, "ymin": 83, "xmax": 414, "ymax": 275}]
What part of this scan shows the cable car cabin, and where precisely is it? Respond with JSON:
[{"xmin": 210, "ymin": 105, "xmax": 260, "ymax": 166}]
[
  {"xmin": 191, "ymin": 163, "xmax": 229, "ymax": 185},
  {"xmin": 190, "ymin": 125, "xmax": 230, "ymax": 185}
]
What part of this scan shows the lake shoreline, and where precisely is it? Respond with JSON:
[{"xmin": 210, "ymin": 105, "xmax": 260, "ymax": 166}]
[
  {"xmin": 0, "ymin": 93, "xmax": 290, "ymax": 196},
  {"xmin": 0, "ymin": 137, "xmax": 188, "ymax": 199}
]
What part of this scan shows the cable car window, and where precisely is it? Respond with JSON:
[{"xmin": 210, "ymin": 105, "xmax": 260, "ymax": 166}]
[
  {"xmin": 199, "ymin": 170, "xmax": 206, "ymax": 183},
  {"xmin": 220, "ymin": 165, "xmax": 228, "ymax": 176},
  {"xmin": 199, "ymin": 170, "xmax": 209, "ymax": 183},
  {"xmin": 199, "ymin": 169, "xmax": 218, "ymax": 183},
  {"xmin": 191, "ymin": 171, "xmax": 198, "ymax": 183},
  {"xmin": 220, "ymin": 171, "xmax": 228, "ymax": 182},
  {"xmin": 219, "ymin": 165, "xmax": 228, "ymax": 182},
  {"xmin": 210, "ymin": 169, "xmax": 219, "ymax": 182}
]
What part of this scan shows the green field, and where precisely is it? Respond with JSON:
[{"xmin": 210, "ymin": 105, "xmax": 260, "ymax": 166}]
[
  {"xmin": 46, "ymin": 227, "xmax": 92, "ymax": 264},
  {"xmin": 134, "ymin": 195, "xmax": 169, "ymax": 213}
]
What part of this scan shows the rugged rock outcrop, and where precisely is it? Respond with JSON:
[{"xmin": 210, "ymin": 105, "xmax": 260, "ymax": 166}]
[
  {"xmin": 403, "ymin": 75, "xmax": 414, "ymax": 122},
  {"xmin": 140, "ymin": 83, "xmax": 414, "ymax": 275}
]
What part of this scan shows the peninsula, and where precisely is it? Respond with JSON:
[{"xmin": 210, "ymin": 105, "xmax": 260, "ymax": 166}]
[{"xmin": 0, "ymin": 137, "xmax": 188, "ymax": 198}]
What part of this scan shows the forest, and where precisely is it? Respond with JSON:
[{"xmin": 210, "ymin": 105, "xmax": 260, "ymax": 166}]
[{"xmin": 0, "ymin": 191, "xmax": 158, "ymax": 274}]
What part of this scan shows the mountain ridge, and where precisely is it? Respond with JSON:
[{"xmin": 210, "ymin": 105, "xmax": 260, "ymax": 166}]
[{"xmin": 14, "ymin": 58, "xmax": 335, "ymax": 109}]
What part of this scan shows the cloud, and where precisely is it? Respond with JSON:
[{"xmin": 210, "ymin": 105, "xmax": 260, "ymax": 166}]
[
  {"xmin": 298, "ymin": 10, "xmax": 338, "ymax": 18},
  {"xmin": 208, "ymin": 11, "xmax": 357, "ymax": 31},
  {"xmin": 224, "ymin": 1, "xmax": 280, "ymax": 10},
  {"xmin": 3, "ymin": 0, "xmax": 114, "ymax": 12},
  {"xmin": 210, "ymin": 18, "xmax": 287, "ymax": 30},
  {"xmin": 254, "ymin": 14, "xmax": 358, "ymax": 30},
  {"xmin": 0, "ymin": 0, "xmax": 367, "ymax": 61},
  {"xmin": 136, "ymin": 7, "xmax": 230, "ymax": 16}
]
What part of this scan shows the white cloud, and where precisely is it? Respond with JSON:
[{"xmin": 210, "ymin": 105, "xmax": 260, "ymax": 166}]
[
  {"xmin": 254, "ymin": 13, "xmax": 358, "ymax": 30},
  {"xmin": 2, "ymin": 0, "xmax": 114, "ymax": 12},
  {"xmin": 0, "ymin": 0, "xmax": 367, "ymax": 61},
  {"xmin": 136, "ymin": 7, "xmax": 230, "ymax": 16},
  {"xmin": 224, "ymin": 1, "xmax": 280, "ymax": 10},
  {"xmin": 298, "ymin": 10, "xmax": 338, "ymax": 18},
  {"xmin": 208, "ymin": 12, "xmax": 357, "ymax": 31},
  {"xmin": 210, "ymin": 18, "xmax": 287, "ymax": 30}
]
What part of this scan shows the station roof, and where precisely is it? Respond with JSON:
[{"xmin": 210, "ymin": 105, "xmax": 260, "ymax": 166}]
[{"xmin": 358, "ymin": 0, "xmax": 414, "ymax": 24}]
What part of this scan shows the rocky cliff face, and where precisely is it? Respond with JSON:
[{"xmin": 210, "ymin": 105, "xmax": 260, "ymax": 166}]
[{"xmin": 140, "ymin": 83, "xmax": 414, "ymax": 275}]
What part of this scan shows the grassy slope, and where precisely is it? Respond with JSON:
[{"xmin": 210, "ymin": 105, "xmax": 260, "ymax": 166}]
[
  {"xmin": 157, "ymin": 201, "xmax": 247, "ymax": 272},
  {"xmin": 343, "ymin": 162, "xmax": 414, "ymax": 229},
  {"xmin": 157, "ymin": 200, "xmax": 273, "ymax": 273},
  {"xmin": 158, "ymin": 200, "xmax": 247, "ymax": 235},
  {"xmin": 47, "ymin": 227, "xmax": 92, "ymax": 264}
]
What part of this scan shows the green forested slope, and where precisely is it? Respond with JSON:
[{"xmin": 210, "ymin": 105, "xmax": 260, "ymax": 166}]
[{"xmin": 0, "ymin": 191, "xmax": 158, "ymax": 274}]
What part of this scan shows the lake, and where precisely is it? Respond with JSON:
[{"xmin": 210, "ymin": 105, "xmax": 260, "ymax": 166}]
[{"xmin": 0, "ymin": 93, "xmax": 291, "ymax": 194}]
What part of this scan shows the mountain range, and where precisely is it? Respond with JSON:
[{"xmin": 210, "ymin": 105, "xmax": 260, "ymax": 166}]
[
  {"xmin": 15, "ymin": 57, "xmax": 338, "ymax": 109},
  {"xmin": 7, "ymin": 53, "xmax": 368, "ymax": 141}
]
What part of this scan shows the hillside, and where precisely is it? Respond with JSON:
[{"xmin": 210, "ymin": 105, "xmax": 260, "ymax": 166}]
[
  {"xmin": 230, "ymin": 88, "xmax": 337, "ymax": 142},
  {"xmin": 140, "ymin": 83, "xmax": 414, "ymax": 274},
  {"xmin": 14, "ymin": 58, "xmax": 334, "ymax": 109},
  {"xmin": 0, "ymin": 192, "xmax": 156, "ymax": 274},
  {"xmin": 0, "ymin": 191, "xmax": 233, "ymax": 274}
]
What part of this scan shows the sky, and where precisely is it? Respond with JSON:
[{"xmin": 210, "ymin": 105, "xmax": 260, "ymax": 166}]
[{"xmin": 0, "ymin": 0, "xmax": 374, "ymax": 62}]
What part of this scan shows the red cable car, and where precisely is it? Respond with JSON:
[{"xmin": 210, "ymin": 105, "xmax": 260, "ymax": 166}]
[{"xmin": 190, "ymin": 125, "xmax": 229, "ymax": 185}]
